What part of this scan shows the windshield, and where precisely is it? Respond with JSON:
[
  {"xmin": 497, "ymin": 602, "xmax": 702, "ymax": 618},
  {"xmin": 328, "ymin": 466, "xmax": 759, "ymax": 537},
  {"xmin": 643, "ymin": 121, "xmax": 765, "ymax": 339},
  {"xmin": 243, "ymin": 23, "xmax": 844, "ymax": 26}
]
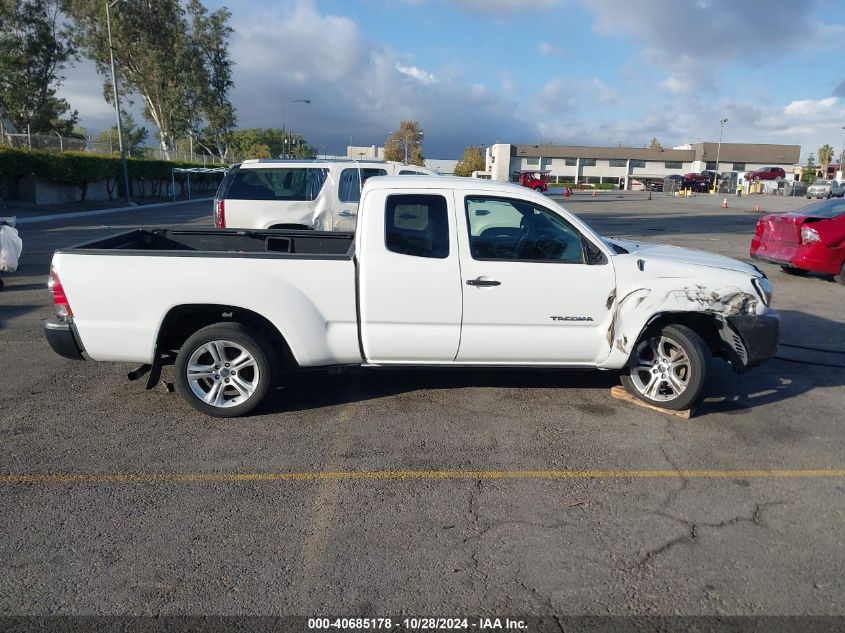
[
  {"xmin": 813, "ymin": 180, "xmax": 833, "ymax": 186},
  {"xmin": 802, "ymin": 198, "xmax": 845, "ymax": 218}
]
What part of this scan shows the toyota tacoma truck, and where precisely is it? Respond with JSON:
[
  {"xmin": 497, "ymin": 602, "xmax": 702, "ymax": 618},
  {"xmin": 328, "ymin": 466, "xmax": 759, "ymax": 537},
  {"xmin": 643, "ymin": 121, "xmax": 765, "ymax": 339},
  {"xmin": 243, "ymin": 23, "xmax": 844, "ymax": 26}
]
[{"xmin": 43, "ymin": 176, "xmax": 779, "ymax": 417}]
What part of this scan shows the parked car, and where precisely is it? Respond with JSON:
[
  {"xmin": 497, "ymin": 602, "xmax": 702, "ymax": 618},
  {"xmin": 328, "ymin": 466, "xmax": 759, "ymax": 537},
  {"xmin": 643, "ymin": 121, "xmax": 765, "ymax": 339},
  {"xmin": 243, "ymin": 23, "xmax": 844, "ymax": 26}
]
[
  {"xmin": 830, "ymin": 181, "xmax": 845, "ymax": 198},
  {"xmin": 646, "ymin": 179, "xmax": 663, "ymax": 192},
  {"xmin": 511, "ymin": 170, "xmax": 551, "ymax": 192},
  {"xmin": 806, "ymin": 179, "xmax": 838, "ymax": 199},
  {"xmin": 44, "ymin": 177, "xmax": 778, "ymax": 416},
  {"xmin": 751, "ymin": 197, "xmax": 845, "ymax": 284},
  {"xmin": 746, "ymin": 167, "xmax": 786, "ymax": 181},
  {"xmin": 682, "ymin": 173, "xmax": 708, "ymax": 192},
  {"xmin": 213, "ymin": 159, "xmax": 439, "ymax": 232}
]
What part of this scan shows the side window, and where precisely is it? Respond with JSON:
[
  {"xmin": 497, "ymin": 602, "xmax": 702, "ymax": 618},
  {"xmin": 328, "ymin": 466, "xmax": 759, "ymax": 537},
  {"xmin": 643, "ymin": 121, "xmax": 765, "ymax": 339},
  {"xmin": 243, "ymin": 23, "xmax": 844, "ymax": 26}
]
[
  {"xmin": 339, "ymin": 168, "xmax": 388, "ymax": 203},
  {"xmin": 399, "ymin": 169, "xmax": 425, "ymax": 175},
  {"xmin": 385, "ymin": 194, "xmax": 449, "ymax": 259},
  {"xmin": 465, "ymin": 196, "xmax": 586, "ymax": 264},
  {"xmin": 226, "ymin": 168, "xmax": 328, "ymax": 201}
]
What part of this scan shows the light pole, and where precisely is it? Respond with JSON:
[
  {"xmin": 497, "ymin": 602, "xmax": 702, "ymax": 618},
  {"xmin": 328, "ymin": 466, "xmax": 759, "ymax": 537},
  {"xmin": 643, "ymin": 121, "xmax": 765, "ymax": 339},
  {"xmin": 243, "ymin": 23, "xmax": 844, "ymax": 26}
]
[
  {"xmin": 404, "ymin": 130, "xmax": 423, "ymax": 165},
  {"xmin": 348, "ymin": 135, "xmax": 354, "ymax": 158},
  {"xmin": 713, "ymin": 118, "xmax": 728, "ymax": 193},
  {"xmin": 106, "ymin": 0, "xmax": 131, "ymax": 203},
  {"xmin": 282, "ymin": 99, "xmax": 311, "ymax": 158}
]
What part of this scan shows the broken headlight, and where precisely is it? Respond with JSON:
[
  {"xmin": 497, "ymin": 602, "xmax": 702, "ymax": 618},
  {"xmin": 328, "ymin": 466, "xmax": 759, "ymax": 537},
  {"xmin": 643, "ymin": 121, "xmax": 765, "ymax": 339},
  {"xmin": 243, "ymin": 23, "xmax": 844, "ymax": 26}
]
[{"xmin": 752, "ymin": 276, "xmax": 772, "ymax": 306}]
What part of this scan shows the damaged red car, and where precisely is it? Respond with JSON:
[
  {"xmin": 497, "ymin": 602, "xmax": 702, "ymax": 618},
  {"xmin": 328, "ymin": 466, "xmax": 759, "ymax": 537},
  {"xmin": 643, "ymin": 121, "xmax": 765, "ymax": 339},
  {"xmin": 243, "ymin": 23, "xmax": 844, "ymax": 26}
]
[{"xmin": 750, "ymin": 198, "xmax": 845, "ymax": 284}]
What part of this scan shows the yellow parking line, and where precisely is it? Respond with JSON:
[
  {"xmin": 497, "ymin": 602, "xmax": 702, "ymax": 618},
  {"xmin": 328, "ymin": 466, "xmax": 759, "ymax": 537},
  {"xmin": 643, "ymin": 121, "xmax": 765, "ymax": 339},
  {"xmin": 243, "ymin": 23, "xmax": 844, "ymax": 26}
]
[{"xmin": 1, "ymin": 469, "xmax": 844, "ymax": 484}]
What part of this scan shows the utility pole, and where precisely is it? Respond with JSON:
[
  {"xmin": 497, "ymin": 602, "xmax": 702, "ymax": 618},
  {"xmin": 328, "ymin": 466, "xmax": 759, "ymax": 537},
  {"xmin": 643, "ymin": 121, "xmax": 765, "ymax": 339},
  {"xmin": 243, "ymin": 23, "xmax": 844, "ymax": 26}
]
[
  {"xmin": 713, "ymin": 118, "xmax": 727, "ymax": 193},
  {"xmin": 282, "ymin": 99, "xmax": 311, "ymax": 158},
  {"xmin": 106, "ymin": 0, "xmax": 131, "ymax": 203}
]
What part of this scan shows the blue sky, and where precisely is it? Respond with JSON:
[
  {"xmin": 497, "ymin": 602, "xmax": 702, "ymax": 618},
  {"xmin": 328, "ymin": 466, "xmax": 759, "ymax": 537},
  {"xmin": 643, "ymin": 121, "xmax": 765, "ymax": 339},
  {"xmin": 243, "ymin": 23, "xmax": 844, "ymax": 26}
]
[{"xmin": 60, "ymin": 0, "xmax": 845, "ymax": 160}]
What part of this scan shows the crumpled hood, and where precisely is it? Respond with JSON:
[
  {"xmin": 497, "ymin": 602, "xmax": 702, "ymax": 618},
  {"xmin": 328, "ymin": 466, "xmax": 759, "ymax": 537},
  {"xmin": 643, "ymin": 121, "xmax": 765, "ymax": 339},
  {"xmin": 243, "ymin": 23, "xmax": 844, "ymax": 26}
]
[{"xmin": 607, "ymin": 238, "xmax": 759, "ymax": 275}]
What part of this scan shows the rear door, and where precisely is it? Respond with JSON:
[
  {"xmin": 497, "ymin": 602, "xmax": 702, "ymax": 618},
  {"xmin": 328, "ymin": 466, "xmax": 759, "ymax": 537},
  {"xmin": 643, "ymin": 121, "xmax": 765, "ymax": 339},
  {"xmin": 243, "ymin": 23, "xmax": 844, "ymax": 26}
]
[
  {"xmin": 334, "ymin": 167, "xmax": 388, "ymax": 232},
  {"xmin": 456, "ymin": 194, "xmax": 616, "ymax": 364},
  {"xmin": 357, "ymin": 188, "xmax": 463, "ymax": 363}
]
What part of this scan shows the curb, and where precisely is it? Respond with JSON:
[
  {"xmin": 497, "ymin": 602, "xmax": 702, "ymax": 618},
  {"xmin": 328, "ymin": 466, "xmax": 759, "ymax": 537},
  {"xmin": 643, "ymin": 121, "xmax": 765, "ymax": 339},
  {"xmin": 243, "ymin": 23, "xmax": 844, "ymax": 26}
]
[{"xmin": 15, "ymin": 197, "xmax": 213, "ymax": 226}]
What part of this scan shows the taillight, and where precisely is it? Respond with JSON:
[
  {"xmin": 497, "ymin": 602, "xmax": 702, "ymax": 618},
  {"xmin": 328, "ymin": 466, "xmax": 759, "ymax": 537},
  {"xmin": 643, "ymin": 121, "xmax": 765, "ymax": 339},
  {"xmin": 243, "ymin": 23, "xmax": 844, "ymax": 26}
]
[
  {"xmin": 800, "ymin": 225, "xmax": 820, "ymax": 244},
  {"xmin": 214, "ymin": 199, "xmax": 226, "ymax": 228},
  {"xmin": 754, "ymin": 219, "xmax": 764, "ymax": 238},
  {"xmin": 47, "ymin": 266, "xmax": 73, "ymax": 319}
]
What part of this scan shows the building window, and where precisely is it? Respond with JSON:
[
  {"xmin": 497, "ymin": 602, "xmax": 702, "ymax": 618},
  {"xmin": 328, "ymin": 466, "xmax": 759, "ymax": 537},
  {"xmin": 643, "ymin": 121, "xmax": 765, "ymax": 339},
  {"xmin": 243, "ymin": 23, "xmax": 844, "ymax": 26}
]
[
  {"xmin": 526, "ymin": 157, "xmax": 539, "ymax": 166},
  {"xmin": 582, "ymin": 158, "xmax": 597, "ymax": 167},
  {"xmin": 705, "ymin": 161, "xmax": 717, "ymax": 170},
  {"xmin": 384, "ymin": 194, "xmax": 449, "ymax": 259},
  {"xmin": 732, "ymin": 162, "xmax": 746, "ymax": 171},
  {"xmin": 630, "ymin": 160, "xmax": 645, "ymax": 168},
  {"xmin": 584, "ymin": 176, "xmax": 601, "ymax": 184},
  {"xmin": 564, "ymin": 158, "xmax": 577, "ymax": 166},
  {"xmin": 609, "ymin": 159, "xmax": 627, "ymax": 167},
  {"xmin": 664, "ymin": 161, "xmax": 682, "ymax": 169}
]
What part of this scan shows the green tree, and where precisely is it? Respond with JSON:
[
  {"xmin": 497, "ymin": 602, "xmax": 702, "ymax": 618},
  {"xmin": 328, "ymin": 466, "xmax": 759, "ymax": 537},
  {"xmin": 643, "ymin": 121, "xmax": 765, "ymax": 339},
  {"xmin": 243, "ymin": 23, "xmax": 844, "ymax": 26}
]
[
  {"xmin": 453, "ymin": 145, "xmax": 485, "ymax": 177},
  {"xmin": 228, "ymin": 128, "xmax": 316, "ymax": 160},
  {"xmin": 384, "ymin": 120, "xmax": 424, "ymax": 165},
  {"xmin": 68, "ymin": 0, "xmax": 199, "ymax": 157},
  {"xmin": 801, "ymin": 154, "xmax": 817, "ymax": 183},
  {"xmin": 818, "ymin": 144, "xmax": 834, "ymax": 174},
  {"xmin": 0, "ymin": 0, "xmax": 77, "ymax": 133},
  {"xmin": 186, "ymin": 0, "xmax": 236, "ymax": 161},
  {"xmin": 95, "ymin": 113, "xmax": 148, "ymax": 156},
  {"xmin": 648, "ymin": 137, "xmax": 663, "ymax": 150}
]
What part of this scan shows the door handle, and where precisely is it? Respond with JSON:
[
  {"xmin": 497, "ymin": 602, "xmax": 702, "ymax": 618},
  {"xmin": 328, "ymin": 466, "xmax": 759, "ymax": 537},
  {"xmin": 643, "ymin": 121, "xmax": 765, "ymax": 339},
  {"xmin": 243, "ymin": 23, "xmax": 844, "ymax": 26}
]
[{"xmin": 466, "ymin": 277, "xmax": 501, "ymax": 287}]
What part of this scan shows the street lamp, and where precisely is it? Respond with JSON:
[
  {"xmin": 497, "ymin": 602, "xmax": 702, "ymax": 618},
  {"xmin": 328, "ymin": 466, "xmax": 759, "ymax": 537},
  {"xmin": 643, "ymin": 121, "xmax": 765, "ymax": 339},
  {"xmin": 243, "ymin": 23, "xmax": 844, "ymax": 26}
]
[
  {"xmin": 404, "ymin": 129, "xmax": 423, "ymax": 165},
  {"xmin": 348, "ymin": 135, "xmax": 354, "ymax": 158},
  {"xmin": 105, "ymin": 0, "xmax": 131, "ymax": 203},
  {"xmin": 713, "ymin": 118, "xmax": 728, "ymax": 192},
  {"xmin": 282, "ymin": 99, "xmax": 311, "ymax": 158}
]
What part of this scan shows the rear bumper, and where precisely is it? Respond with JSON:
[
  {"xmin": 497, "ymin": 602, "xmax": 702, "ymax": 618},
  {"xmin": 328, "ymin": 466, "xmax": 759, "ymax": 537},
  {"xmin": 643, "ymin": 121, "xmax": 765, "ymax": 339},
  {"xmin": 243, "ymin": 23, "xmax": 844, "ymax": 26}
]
[
  {"xmin": 726, "ymin": 313, "xmax": 779, "ymax": 370},
  {"xmin": 43, "ymin": 318, "xmax": 85, "ymax": 360},
  {"xmin": 751, "ymin": 243, "xmax": 843, "ymax": 275}
]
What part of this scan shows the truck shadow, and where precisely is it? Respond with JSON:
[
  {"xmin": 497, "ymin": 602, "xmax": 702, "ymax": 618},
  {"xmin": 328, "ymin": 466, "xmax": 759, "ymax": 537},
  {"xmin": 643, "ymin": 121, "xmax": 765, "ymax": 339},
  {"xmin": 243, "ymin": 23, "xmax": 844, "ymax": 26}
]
[{"xmin": 263, "ymin": 309, "xmax": 844, "ymax": 418}]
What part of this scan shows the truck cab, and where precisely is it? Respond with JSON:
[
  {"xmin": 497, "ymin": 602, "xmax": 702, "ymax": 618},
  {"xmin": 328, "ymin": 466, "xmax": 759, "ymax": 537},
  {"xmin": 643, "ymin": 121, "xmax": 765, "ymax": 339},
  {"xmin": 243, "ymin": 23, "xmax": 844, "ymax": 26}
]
[{"xmin": 511, "ymin": 170, "xmax": 551, "ymax": 192}]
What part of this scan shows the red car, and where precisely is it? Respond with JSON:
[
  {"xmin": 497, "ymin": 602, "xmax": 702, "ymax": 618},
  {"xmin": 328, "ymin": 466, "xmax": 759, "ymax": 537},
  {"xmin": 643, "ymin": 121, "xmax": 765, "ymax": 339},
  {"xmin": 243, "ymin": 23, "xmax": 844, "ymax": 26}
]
[
  {"xmin": 746, "ymin": 167, "xmax": 786, "ymax": 181},
  {"xmin": 750, "ymin": 198, "xmax": 845, "ymax": 284}
]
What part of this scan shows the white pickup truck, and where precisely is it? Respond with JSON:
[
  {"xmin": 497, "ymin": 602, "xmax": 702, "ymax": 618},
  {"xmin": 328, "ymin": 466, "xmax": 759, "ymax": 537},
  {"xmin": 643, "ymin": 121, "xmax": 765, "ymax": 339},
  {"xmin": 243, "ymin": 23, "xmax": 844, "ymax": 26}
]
[{"xmin": 44, "ymin": 176, "xmax": 778, "ymax": 417}]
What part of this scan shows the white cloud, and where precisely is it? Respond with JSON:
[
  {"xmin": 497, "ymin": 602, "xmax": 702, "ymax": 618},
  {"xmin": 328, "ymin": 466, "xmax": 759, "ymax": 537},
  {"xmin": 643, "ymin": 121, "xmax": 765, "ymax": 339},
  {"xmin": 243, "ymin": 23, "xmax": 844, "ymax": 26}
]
[
  {"xmin": 395, "ymin": 63, "xmax": 437, "ymax": 85},
  {"xmin": 538, "ymin": 42, "xmax": 566, "ymax": 56}
]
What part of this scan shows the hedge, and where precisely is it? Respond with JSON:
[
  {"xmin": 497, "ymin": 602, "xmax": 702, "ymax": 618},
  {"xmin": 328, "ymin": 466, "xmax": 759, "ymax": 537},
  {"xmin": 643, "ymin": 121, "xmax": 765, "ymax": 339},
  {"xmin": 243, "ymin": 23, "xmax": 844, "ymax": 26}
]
[{"xmin": 0, "ymin": 147, "xmax": 225, "ymax": 200}]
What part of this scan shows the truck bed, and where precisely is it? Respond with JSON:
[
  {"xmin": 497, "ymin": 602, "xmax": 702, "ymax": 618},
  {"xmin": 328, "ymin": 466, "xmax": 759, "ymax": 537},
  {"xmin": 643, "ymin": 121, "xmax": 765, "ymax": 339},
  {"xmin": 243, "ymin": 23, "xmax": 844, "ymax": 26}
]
[{"xmin": 59, "ymin": 228, "xmax": 355, "ymax": 259}]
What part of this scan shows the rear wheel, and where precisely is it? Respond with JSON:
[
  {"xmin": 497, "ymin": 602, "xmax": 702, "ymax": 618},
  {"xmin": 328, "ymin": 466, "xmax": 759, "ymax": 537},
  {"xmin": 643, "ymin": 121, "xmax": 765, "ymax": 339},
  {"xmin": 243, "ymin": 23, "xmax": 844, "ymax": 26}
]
[
  {"xmin": 175, "ymin": 323, "xmax": 275, "ymax": 417},
  {"xmin": 621, "ymin": 324, "xmax": 709, "ymax": 411},
  {"xmin": 834, "ymin": 261, "xmax": 845, "ymax": 286}
]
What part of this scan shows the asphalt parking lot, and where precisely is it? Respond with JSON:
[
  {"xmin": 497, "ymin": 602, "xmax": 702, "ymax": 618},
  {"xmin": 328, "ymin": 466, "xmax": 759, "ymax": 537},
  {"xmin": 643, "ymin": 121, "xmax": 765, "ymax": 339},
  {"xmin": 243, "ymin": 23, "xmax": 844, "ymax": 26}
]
[{"xmin": 1, "ymin": 192, "xmax": 843, "ymax": 625}]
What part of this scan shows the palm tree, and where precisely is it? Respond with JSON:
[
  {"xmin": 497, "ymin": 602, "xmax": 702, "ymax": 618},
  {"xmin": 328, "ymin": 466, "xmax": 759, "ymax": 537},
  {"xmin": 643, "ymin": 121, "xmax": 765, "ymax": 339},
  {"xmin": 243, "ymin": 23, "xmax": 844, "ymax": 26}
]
[{"xmin": 818, "ymin": 144, "xmax": 834, "ymax": 176}]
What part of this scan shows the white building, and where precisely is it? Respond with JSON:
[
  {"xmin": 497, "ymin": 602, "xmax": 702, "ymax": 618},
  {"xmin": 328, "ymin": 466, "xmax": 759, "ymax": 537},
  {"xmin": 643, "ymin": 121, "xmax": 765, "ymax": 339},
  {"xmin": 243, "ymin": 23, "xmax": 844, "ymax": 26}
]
[{"xmin": 486, "ymin": 142, "xmax": 801, "ymax": 188}]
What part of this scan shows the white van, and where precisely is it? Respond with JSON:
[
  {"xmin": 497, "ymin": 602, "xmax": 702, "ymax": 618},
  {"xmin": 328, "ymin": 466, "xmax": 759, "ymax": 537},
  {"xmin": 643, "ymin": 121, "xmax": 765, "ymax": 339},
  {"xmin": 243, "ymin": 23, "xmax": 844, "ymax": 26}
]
[{"xmin": 213, "ymin": 159, "xmax": 438, "ymax": 232}]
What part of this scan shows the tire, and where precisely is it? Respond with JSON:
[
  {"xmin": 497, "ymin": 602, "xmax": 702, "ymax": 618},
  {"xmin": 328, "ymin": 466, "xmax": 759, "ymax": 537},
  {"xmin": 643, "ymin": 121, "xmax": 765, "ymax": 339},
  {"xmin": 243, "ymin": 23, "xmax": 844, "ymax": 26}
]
[
  {"xmin": 834, "ymin": 261, "xmax": 845, "ymax": 286},
  {"xmin": 620, "ymin": 324, "xmax": 710, "ymax": 411},
  {"xmin": 780, "ymin": 265, "xmax": 809, "ymax": 276},
  {"xmin": 175, "ymin": 322, "xmax": 275, "ymax": 417},
  {"xmin": 534, "ymin": 186, "xmax": 544, "ymax": 192}
]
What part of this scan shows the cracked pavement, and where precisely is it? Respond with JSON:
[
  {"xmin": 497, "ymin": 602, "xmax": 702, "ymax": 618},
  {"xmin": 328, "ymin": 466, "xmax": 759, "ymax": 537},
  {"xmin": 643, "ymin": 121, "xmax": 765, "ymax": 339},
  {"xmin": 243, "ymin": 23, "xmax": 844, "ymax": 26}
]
[{"xmin": 1, "ymin": 194, "xmax": 844, "ymax": 617}]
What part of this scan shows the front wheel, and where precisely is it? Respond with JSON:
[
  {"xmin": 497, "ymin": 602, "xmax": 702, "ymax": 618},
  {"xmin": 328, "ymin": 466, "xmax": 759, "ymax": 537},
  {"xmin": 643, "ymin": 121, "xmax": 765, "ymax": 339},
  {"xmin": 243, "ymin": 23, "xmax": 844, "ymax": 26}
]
[
  {"xmin": 175, "ymin": 323, "xmax": 275, "ymax": 417},
  {"xmin": 621, "ymin": 324, "xmax": 710, "ymax": 411}
]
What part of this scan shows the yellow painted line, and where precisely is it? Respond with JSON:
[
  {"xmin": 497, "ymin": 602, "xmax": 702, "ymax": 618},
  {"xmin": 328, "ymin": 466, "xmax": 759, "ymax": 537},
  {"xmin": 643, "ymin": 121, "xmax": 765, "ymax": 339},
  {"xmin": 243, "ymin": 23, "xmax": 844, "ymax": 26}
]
[{"xmin": 1, "ymin": 469, "xmax": 844, "ymax": 484}]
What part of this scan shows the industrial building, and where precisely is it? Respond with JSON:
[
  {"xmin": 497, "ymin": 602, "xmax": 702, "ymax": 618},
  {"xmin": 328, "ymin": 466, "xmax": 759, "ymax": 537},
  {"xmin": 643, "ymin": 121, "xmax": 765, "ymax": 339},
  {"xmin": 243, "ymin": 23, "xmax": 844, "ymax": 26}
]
[{"xmin": 486, "ymin": 142, "xmax": 802, "ymax": 188}]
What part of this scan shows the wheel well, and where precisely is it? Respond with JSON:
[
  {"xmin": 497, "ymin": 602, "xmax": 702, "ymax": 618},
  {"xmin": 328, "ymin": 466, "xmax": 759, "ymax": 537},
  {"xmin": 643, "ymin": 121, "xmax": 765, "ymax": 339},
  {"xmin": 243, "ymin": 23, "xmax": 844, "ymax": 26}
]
[
  {"xmin": 641, "ymin": 312, "xmax": 728, "ymax": 359},
  {"xmin": 156, "ymin": 304, "xmax": 297, "ymax": 367}
]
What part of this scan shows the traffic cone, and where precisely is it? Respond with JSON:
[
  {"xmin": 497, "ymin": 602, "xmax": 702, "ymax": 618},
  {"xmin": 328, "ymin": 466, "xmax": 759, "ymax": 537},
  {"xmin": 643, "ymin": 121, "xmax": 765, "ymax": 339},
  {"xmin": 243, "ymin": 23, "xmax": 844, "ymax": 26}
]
[
  {"xmin": 721, "ymin": 197, "xmax": 728, "ymax": 209},
  {"xmin": 755, "ymin": 203, "xmax": 761, "ymax": 212},
  {"xmin": 592, "ymin": 189, "xmax": 597, "ymax": 198}
]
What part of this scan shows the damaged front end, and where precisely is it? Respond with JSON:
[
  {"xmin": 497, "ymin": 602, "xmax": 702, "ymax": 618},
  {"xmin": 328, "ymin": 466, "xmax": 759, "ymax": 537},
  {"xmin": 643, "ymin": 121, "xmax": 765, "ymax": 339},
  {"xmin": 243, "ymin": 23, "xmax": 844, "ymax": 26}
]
[{"xmin": 602, "ymin": 279, "xmax": 779, "ymax": 374}]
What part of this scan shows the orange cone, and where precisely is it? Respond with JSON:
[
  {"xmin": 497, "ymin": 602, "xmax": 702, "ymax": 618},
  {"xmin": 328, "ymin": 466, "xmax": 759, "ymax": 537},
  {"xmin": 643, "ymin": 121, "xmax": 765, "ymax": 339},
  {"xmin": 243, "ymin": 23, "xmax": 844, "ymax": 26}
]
[
  {"xmin": 721, "ymin": 197, "xmax": 728, "ymax": 209},
  {"xmin": 592, "ymin": 189, "xmax": 597, "ymax": 198},
  {"xmin": 755, "ymin": 203, "xmax": 761, "ymax": 212}
]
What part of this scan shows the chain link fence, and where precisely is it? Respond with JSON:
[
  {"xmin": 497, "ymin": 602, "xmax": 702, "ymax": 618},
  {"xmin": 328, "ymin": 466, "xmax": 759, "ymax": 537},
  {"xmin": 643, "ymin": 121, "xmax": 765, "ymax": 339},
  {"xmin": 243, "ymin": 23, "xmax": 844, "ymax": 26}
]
[{"xmin": 1, "ymin": 131, "xmax": 238, "ymax": 165}]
